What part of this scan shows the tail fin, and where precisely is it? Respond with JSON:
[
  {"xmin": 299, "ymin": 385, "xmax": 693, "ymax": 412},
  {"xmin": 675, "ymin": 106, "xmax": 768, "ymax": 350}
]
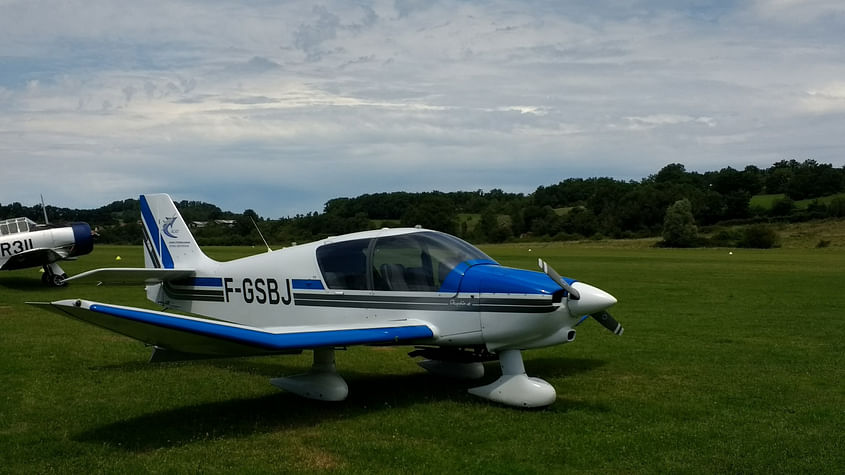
[{"xmin": 140, "ymin": 194, "xmax": 214, "ymax": 269}]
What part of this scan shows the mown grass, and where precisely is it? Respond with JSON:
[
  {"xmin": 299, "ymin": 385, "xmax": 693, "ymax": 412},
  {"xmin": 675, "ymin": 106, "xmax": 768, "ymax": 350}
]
[
  {"xmin": 751, "ymin": 193, "xmax": 787, "ymax": 209},
  {"xmin": 751, "ymin": 192, "xmax": 845, "ymax": 210},
  {"xmin": 456, "ymin": 213, "xmax": 480, "ymax": 231},
  {"xmin": 2, "ymin": 243, "xmax": 844, "ymax": 473}
]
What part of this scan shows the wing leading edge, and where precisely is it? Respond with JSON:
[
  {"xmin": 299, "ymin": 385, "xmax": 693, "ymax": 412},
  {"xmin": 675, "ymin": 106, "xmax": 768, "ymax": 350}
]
[
  {"xmin": 63, "ymin": 268, "xmax": 196, "ymax": 285},
  {"xmin": 29, "ymin": 299, "xmax": 436, "ymax": 358}
]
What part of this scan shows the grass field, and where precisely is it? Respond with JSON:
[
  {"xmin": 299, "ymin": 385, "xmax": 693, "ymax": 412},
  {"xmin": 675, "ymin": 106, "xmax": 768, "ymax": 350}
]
[
  {"xmin": 2, "ymin": 243, "xmax": 844, "ymax": 473},
  {"xmin": 751, "ymin": 193, "xmax": 845, "ymax": 210}
]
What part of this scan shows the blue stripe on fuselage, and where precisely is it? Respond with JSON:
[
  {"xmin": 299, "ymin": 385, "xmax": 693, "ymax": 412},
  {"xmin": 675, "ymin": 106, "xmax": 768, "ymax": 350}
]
[
  {"xmin": 181, "ymin": 277, "xmax": 223, "ymax": 287},
  {"xmin": 292, "ymin": 279, "xmax": 324, "ymax": 290}
]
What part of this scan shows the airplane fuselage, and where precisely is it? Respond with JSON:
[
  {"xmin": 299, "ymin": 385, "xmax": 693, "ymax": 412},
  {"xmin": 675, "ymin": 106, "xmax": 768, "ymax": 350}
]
[
  {"xmin": 0, "ymin": 236, "xmax": 36, "ymax": 258},
  {"xmin": 0, "ymin": 218, "xmax": 94, "ymax": 279},
  {"xmin": 146, "ymin": 229, "xmax": 582, "ymax": 352}
]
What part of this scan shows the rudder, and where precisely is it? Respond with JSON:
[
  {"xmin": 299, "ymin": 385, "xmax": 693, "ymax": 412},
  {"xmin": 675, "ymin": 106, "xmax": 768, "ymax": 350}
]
[{"xmin": 140, "ymin": 194, "xmax": 214, "ymax": 269}]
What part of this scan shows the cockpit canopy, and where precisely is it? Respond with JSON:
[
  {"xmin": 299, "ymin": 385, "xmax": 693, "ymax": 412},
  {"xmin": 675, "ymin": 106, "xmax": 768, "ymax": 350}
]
[
  {"xmin": 316, "ymin": 231, "xmax": 496, "ymax": 292},
  {"xmin": 0, "ymin": 217, "xmax": 38, "ymax": 236}
]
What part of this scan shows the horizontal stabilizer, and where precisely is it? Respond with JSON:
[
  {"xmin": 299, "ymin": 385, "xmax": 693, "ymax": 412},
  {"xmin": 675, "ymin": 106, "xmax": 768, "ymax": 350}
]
[
  {"xmin": 64, "ymin": 268, "xmax": 196, "ymax": 285},
  {"xmin": 29, "ymin": 299, "xmax": 435, "ymax": 358}
]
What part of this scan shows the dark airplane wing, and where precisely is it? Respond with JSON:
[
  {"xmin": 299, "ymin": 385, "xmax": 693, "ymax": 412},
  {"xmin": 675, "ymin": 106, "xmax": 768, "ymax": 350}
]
[{"xmin": 0, "ymin": 248, "xmax": 63, "ymax": 271}]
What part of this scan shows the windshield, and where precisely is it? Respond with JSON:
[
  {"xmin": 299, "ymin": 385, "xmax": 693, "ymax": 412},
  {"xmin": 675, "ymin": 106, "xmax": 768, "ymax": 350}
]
[
  {"xmin": 316, "ymin": 231, "xmax": 495, "ymax": 291},
  {"xmin": 0, "ymin": 217, "xmax": 37, "ymax": 236}
]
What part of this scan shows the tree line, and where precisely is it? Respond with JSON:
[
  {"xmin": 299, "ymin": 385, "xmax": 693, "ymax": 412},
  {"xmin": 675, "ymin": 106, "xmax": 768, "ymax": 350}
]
[{"xmin": 2, "ymin": 159, "xmax": 844, "ymax": 246}]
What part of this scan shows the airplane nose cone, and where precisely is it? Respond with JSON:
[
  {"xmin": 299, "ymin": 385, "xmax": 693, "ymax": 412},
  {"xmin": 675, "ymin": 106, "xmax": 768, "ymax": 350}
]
[
  {"xmin": 566, "ymin": 282, "xmax": 617, "ymax": 317},
  {"xmin": 70, "ymin": 223, "xmax": 95, "ymax": 257}
]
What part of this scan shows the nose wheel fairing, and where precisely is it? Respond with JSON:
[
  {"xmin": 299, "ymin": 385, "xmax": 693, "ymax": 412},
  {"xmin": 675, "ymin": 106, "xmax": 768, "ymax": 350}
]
[{"xmin": 468, "ymin": 349, "xmax": 556, "ymax": 407}]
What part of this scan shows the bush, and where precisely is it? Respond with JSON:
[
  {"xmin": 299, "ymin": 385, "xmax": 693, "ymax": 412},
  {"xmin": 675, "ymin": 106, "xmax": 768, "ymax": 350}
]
[
  {"xmin": 552, "ymin": 232, "xmax": 581, "ymax": 241},
  {"xmin": 662, "ymin": 198, "xmax": 699, "ymax": 247},
  {"xmin": 738, "ymin": 224, "xmax": 779, "ymax": 248},
  {"xmin": 806, "ymin": 200, "xmax": 827, "ymax": 215},
  {"xmin": 829, "ymin": 197, "xmax": 845, "ymax": 218},
  {"xmin": 708, "ymin": 228, "xmax": 742, "ymax": 247},
  {"xmin": 770, "ymin": 197, "xmax": 795, "ymax": 217}
]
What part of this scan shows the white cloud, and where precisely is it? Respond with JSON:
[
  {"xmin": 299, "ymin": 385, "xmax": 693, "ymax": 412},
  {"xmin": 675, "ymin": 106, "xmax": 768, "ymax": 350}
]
[
  {"xmin": 751, "ymin": 0, "xmax": 845, "ymax": 23},
  {"xmin": 624, "ymin": 114, "xmax": 717, "ymax": 130},
  {"xmin": 803, "ymin": 83, "xmax": 845, "ymax": 113},
  {"xmin": 1, "ymin": 0, "xmax": 844, "ymax": 216}
]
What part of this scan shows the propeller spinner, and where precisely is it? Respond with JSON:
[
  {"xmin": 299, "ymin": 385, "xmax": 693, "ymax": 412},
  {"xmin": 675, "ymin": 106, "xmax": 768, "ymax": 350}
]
[{"xmin": 538, "ymin": 258, "xmax": 623, "ymax": 335}]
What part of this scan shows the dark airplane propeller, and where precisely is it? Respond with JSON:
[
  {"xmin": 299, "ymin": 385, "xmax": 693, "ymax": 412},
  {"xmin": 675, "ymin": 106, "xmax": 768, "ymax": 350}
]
[
  {"xmin": 590, "ymin": 310, "xmax": 624, "ymax": 335},
  {"xmin": 538, "ymin": 258, "xmax": 623, "ymax": 336},
  {"xmin": 537, "ymin": 258, "xmax": 580, "ymax": 300}
]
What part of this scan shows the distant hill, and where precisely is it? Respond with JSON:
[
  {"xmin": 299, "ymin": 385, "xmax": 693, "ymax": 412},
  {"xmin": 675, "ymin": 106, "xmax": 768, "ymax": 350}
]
[{"xmin": 2, "ymin": 159, "xmax": 844, "ymax": 245}]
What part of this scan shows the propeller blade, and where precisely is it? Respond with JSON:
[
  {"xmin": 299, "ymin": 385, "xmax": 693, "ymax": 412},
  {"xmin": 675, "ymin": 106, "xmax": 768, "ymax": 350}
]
[
  {"xmin": 538, "ymin": 258, "xmax": 622, "ymax": 334},
  {"xmin": 591, "ymin": 311, "xmax": 623, "ymax": 335},
  {"xmin": 537, "ymin": 258, "xmax": 580, "ymax": 300}
]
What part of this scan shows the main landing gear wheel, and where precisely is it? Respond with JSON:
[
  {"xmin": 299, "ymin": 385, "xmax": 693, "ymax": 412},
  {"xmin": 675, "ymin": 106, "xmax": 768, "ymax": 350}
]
[
  {"xmin": 270, "ymin": 348, "xmax": 348, "ymax": 401},
  {"xmin": 41, "ymin": 266, "xmax": 67, "ymax": 287}
]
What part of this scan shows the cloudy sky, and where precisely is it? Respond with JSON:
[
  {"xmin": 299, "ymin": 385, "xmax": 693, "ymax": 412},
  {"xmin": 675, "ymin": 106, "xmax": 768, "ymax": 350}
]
[{"xmin": 2, "ymin": 0, "xmax": 844, "ymax": 218}]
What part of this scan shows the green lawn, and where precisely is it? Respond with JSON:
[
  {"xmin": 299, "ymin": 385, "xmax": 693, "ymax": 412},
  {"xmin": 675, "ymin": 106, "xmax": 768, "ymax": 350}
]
[
  {"xmin": 2, "ymin": 244, "xmax": 843, "ymax": 473},
  {"xmin": 750, "ymin": 193, "xmax": 786, "ymax": 209},
  {"xmin": 751, "ymin": 192, "xmax": 845, "ymax": 210}
]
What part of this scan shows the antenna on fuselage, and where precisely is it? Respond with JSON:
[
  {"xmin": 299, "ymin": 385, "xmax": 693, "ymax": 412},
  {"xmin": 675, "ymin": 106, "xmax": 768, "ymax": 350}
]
[
  {"xmin": 250, "ymin": 217, "xmax": 272, "ymax": 252},
  {"xmin": 40, "ymin": 194, "xmax": 49, "ymax": 225}
]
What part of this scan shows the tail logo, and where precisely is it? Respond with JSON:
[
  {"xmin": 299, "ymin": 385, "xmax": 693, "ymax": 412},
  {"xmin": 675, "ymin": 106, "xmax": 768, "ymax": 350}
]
[{"xmin": 161, "ymin": 216, "xmax": 179, "ymax": 238}]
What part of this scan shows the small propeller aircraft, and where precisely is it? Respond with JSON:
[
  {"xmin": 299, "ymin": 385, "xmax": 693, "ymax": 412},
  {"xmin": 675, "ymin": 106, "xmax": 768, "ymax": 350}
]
[
  {"xmin": 31, "ymin": 194, "xmax": 621, "ymax": 407},
  {"xmin": 1, "ymin": 198, "xmax": 95, "ymax": 286}
]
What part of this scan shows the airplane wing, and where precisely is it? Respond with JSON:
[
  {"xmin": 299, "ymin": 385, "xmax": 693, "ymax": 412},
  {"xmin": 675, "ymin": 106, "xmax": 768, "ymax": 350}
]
[
  {"xmin": 64, "ymin": 268, "xmax": 196, "ymax": 285},
  {"xmin": 0, "ymin": 248, "xmax": 64, "ymax": 271},
  {"xmin": 28, "ymin": 299, "xmax": 436, "ymax": 359}
]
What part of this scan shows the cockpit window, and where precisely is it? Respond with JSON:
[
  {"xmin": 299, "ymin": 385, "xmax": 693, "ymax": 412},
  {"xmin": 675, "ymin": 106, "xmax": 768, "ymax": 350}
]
[
  {"xmin": 373, "ymin": 232, "xmax": 494, "ymax": 292},
  {"xmin": 372, "ymin": 235, "xmax": 431, "ymax": 291},
  {"xmin": 0, "ymin": 217, "xmax": 36, "ymax": 236},
  {"xmin": 316, "ymin": 238, "xmax": 371, "ymax": 290},
  {"xmin": 316, "ymin": 231, "xmax": 494, "ymax": 292}
]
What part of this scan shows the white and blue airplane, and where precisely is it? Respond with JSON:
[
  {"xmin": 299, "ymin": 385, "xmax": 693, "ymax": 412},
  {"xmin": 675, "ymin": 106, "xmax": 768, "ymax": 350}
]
[
  {"xmin": 1, "ymin": 206, "xmax": 95, "ymax": 286},
  {"xmin": 32, "ymin": 194, "xmax": 621, "ymax": 407}
]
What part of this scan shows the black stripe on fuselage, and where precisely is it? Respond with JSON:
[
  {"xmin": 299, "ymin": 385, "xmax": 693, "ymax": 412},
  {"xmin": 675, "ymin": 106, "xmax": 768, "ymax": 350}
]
[
  {"xmin": 292, "ymin": 292, "xmax": 556, "ymax": 314},
  {"xmin": 163, "ymin": 282, "xmax": 225, "ymax": 302}
]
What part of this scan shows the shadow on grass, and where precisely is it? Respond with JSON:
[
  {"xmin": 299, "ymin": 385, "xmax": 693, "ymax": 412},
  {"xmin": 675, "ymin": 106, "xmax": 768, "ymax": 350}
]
[
  {"xmin": 74, "ymin": 373, "xmax": 466, "ymax": 452},
  {"xmin": 88, "ymin": 354, "xmax": 606, "ymax": 381},
  {"xmin": 0, "ymin": 276, "xmax": 50, "ymax": 291},
  {"xmin": 75, "ymin": 356, "xmax": 608, "ymax": 452},
  {"xmin": 525, "ymin": 356, "xmax": 607, "ymax": 379},
  {"xmin": 87, "ymin": 356, "xmax": 307, "ymax": 376}
]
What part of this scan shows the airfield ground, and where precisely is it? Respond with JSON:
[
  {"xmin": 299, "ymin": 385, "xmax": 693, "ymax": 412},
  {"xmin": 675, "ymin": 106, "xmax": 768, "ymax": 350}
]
[{"xmin": 1, "ymin": 239, "xmax": 843, "ymax": 473}]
